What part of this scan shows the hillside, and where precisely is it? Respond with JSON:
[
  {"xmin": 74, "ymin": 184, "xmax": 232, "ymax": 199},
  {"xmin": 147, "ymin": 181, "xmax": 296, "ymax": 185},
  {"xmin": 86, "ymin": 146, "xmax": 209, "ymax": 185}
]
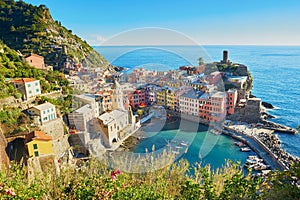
[
  {"xmin": 0, "ymin": 0, "xmax": 110, "ymax": 70},
  {"xmin": 0, "ymin": 40, "xmax": 71, "ymax": 97}
]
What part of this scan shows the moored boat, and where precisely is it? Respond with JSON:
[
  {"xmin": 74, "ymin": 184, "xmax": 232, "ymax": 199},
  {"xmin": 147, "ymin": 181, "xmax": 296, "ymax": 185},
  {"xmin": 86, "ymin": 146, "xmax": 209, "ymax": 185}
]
[{"xmin": 240, "ymin": 147, "xmax": 251, "ymax": 152}]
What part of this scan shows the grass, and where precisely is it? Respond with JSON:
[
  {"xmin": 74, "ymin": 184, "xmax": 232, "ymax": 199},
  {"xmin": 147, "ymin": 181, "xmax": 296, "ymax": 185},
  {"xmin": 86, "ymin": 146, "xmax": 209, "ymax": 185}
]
[{"xmin": 1, "ymin": 152, "xmax": 300, "ymax": 199}]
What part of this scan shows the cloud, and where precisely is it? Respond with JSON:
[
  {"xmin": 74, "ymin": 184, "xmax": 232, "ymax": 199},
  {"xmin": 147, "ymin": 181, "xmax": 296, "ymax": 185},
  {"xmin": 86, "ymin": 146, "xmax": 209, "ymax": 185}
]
[{"xmin": 87, "ymin": 34, "xmax": 107, "ymax": 46}]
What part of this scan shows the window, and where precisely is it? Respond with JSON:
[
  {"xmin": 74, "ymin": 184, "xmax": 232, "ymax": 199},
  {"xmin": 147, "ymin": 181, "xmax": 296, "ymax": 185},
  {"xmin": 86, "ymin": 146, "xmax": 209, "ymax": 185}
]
[
  {"xmin": 28, "ymin": 90, "xmax": 32, "ymax": 94},
  {"xmin": 35, "ymin": 82, "xmax": 38, "ymax": 86},
  {"xmin": 27, "ymin": 84, "xmax": 31, "ymax": 87},
  {"xmin": 34, "ymin": 151, "xmax": 39, "ymax": 157},
  {"xmin": 36, "ymin": 89, "xmax": 39, "ymax": 92},
  {"xmin": 33, "ymin": 144, "xmax": 38, "ymax": 150}
]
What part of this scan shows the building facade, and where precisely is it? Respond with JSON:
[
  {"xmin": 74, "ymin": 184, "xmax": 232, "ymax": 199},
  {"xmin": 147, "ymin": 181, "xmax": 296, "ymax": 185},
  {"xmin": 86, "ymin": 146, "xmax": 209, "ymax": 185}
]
[
  {"xmin": 13, "ymin": 78, "xmax": 41, "ymax": 100},
  {"xmin": 25, "ymin": 131, "xmax": 54, "ymax": 158},
  {"xmin": 27, "ymin": 102, "xmax": 57, "ymax": 125},
  {"xmin": 24, "ymin": 53, "xmax": 46, "ymax": 70}
]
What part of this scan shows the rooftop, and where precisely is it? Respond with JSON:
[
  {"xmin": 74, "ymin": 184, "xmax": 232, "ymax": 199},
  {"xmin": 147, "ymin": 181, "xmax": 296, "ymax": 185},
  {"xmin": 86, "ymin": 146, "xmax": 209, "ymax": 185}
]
[
  {"xmin": 181, "ymin": 90, "xmax": 204, "ymax": 99},
  {"xmin": 25, "ymin": 131, "xmax": 52, "ymax": 143},
  {"xmin": 25, "ymin": 53, "xmax": 44, "ymax": 59},
  {"xmin": 13, "ymin": 78, "xmax": 38, "ymax": 83},
  {"xmin": 211, "ymin": 92, "xmax": 226, "ymax": 98},
  {"xmin": 32, "ymin": 102, "xmax": 55, "ymax": 111},
  {"xmin": 74, "ymin": 104, "xmax": 93, "ymax": 114},
  {"xmin": 98, "ymin": 110, "xmax": 127, "ymax": 125}
]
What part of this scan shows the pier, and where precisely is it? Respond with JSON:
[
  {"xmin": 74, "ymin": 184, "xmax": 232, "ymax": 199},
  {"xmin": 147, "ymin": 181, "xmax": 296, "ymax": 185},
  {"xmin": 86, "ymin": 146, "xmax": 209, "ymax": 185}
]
[
  {"xmin": 261, "ymin": 120, "xmax": 298, "ymax": 134},
  {"xmin": 223, "ymin": 123, "xmax": 300, "ymax": 170}
]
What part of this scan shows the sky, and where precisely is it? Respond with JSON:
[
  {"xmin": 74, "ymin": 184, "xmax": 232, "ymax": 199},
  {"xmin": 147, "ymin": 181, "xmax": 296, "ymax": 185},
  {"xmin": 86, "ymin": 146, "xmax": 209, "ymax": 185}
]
[{"xmin": 24, "ymin": 0, "xmax": 300, "ymax": 46}]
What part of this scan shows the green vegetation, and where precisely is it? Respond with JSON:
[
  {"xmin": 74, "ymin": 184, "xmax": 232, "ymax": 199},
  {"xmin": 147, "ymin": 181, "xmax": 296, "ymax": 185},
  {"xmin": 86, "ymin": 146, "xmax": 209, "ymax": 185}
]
[
  {"xmin": 0, "ymin": 40, "xmax": 72, "ymax": 96},
  {"xmin": 0, "ymin": 107, "xmax": 30, "ymax": 136},
  {"xmin": 0, "ymin": 159, "xmax": 299, "ymax": 199},
  {"xmin": 0, "ymin": 0, "xmax": 109, "ymax": 69}
]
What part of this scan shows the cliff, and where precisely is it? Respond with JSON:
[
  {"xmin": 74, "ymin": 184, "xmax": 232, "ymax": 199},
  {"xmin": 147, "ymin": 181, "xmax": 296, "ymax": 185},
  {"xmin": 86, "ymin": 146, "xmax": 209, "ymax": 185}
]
[
  {"xmin": 0, "ymin": 0, "xmax": 110, "ymax": 70},
  {"xmin": 0, "ymin": 131, "xmax": 9, "ymax": 169}
]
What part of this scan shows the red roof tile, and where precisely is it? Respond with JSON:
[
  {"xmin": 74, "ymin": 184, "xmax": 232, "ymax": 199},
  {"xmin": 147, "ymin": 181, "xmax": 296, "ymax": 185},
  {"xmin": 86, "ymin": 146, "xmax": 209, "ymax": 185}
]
[{"xmin": 13, "ymin": 78, "xmax": 37, "ymax": 83}]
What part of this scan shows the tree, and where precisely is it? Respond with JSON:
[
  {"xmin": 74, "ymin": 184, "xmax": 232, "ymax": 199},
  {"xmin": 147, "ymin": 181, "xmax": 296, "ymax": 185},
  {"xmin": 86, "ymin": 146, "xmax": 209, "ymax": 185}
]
[
  {"xmin": 10, "ymin": 25, "xmax": 16, "ymax": 32},
  {"xmin": 198, "ymin": 57, "xmax": 204, "ymax": 66}
]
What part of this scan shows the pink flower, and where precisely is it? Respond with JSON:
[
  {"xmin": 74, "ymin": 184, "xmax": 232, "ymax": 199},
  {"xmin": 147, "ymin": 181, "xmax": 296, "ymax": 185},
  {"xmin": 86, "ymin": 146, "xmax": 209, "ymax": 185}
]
[
  {"xmin": 4, "ymin": 188, "xmax": 16, "ymax": 196},
  {"xmin": 111, "ymin": 174, "xmax": 116, "ymax": 181},
  {"xmin": 110, "ymin": 169, "xmax": 121, "ymax": 180},
  {"xmin": 5, "ymin": 189, "xmax": 11, "ymax": 195}
]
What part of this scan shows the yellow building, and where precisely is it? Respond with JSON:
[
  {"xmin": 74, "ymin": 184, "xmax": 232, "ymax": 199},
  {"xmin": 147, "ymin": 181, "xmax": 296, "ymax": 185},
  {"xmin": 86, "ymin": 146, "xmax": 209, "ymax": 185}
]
[
  {"xmin": 166, "ymin": 89, "xmax": 176, "ymax": 110},
  {"xmin": 156, "ymin": 89, "xmax": 167, "ymax": 106},
  {"xmin": 25, "ymin": 131, "xmax": 54, "ymax": 158}
]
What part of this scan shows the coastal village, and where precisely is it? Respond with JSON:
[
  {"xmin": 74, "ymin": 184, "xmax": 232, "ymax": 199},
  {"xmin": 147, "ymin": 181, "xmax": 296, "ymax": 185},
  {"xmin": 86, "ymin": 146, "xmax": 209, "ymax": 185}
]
[{"xmin": 0, "ymin": 49, "xmax": 299, "ymax": 177}]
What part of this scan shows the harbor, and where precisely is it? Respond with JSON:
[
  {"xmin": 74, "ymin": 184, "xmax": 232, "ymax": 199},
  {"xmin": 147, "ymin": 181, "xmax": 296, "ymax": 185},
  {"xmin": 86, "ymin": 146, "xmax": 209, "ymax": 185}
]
[{"xmin": 222, "ymin": 122, "xmax": 300, "ymax": 170}]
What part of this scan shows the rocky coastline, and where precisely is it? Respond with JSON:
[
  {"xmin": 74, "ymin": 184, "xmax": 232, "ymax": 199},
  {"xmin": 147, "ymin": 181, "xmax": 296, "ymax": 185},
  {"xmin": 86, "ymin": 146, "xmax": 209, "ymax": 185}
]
[{"xmin": 254, "ymin": 131, "xmax": 300, "ymax": 169}]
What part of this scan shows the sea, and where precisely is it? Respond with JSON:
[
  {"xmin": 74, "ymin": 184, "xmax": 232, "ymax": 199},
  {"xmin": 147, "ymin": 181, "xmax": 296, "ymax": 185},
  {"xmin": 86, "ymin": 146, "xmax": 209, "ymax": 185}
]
[{"xmin": 95, "ymin": 45, "xmax": 300, "ymax": 169}]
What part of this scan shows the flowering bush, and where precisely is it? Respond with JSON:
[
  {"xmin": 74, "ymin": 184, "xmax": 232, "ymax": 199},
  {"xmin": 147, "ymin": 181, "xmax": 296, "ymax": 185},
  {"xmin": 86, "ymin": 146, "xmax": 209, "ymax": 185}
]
[{"xmin": 0, "ymin": 159, "xmax": 299, "ymax": 199}]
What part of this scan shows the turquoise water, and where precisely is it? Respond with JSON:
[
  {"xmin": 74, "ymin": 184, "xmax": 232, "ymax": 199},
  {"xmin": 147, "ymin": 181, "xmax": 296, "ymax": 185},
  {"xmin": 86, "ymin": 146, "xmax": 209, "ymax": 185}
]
[{"xmin": 95, "ymin": 45, "xmax": 300, "ymax": 167}]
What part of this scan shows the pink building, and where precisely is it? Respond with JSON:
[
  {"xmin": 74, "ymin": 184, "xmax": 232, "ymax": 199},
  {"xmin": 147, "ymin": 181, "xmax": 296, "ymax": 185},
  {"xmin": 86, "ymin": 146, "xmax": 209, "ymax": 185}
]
[
  {"xmin": 128, "ymin": 89, "xmax": 146, "ymax": 108},
  {"xmin": 226, "ymin": 89, "xmax": 238, "ymax": 115}
]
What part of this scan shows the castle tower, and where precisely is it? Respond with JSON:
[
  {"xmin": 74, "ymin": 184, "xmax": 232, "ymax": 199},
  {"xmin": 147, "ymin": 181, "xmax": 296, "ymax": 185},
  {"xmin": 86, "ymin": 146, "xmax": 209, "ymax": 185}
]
[{"xmin": 223, "ymin": 50, "xmax": 228, "ymax": 63}]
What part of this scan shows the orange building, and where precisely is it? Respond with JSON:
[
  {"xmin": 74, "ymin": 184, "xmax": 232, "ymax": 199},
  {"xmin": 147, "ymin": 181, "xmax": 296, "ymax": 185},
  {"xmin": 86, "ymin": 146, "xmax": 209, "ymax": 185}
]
[{"xmin": 25, "ymin": 53, "xmax": 45, "ymax": 70}]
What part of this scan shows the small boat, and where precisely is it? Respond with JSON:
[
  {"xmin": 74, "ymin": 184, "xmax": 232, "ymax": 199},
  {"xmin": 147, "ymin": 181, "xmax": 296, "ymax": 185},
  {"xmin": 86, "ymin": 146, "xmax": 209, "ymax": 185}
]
[
  {"xmin": 235, "ymin": 141, "xmax": 246, "ymax": 147},
  {"xmin": 246, "ymin": 159, "xmax": 258, "ymax": 164},
  {"xmin": 254, "ymin": 163, "xmax": 270, "ymax": 171},
  {"xmin": 247, "ymin": 156, "xmax": 263, "ymax": 162},
  {"xmin": 180, "ymin": 142, "xmax": 188, "ymax": 146},
  {"xmin": 175, "ymin": 146, "xmax": 183, "ymax": 149},
  {"xmin": 244, "ymin": 163, "xmax": 257, "ymax": 169},
  {"xmin": 240, "ymin": 147, "xmax": 251, "ymax": 152}
]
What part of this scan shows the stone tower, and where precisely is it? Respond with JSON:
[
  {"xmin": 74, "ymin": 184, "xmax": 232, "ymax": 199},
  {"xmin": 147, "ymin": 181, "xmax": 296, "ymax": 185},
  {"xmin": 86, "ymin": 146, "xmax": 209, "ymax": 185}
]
[
  {"xmin": 111, "ymin": 79, "xmax": 125, "ymax": 110},
  {"xmin": 223, "ymin": 50, "xmax": 228, "ymax": 63}
]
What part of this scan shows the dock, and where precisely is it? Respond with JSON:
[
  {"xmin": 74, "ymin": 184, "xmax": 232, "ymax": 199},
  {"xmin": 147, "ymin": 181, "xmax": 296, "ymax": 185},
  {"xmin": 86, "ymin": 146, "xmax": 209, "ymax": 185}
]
[
  {"xmin": 261, "ymin": 120, "xmax": 298, "ymax": 134},
  {"xmin": 223, "ymin": 126, "xmax": 287, "ymax": 170}
]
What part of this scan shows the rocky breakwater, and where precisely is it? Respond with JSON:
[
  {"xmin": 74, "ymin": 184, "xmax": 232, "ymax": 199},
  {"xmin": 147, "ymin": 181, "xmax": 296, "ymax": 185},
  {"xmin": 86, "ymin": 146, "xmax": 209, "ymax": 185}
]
[
  {"xmin": 254, "ymin": 131, "xmax": 300, "ymax": 169},
  {"xmin": 0, "ymin": 133, "xmax": 9, "ymax": 169}
]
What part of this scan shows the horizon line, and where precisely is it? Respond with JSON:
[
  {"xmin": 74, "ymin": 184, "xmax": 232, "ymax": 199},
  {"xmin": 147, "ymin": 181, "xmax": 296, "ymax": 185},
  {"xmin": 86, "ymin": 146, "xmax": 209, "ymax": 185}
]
[{"xmin": 92, "ymin": 44, "xmax": 300, "ymax": 47}]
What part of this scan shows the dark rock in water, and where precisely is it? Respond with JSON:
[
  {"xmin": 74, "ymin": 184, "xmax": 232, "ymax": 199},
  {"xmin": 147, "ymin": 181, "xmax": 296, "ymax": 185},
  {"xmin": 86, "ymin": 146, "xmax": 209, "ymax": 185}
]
[
  {"xmin": 261, "ymin": 112, "xmax": 275, "ymax": 119},
  {"xmin": 249, "ymin": 94, "xmax": 256, "ymax": 98},
  {"xmin": 262, "ymin": 102, "xmax": 274, "ymax": 109}
]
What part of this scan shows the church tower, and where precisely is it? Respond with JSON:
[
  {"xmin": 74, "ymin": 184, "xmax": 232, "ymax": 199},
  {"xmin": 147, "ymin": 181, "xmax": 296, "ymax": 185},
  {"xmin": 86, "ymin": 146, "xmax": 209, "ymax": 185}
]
[{"xmin": 111, "ymin": 79, "xmax": 125, "ymax": 110}]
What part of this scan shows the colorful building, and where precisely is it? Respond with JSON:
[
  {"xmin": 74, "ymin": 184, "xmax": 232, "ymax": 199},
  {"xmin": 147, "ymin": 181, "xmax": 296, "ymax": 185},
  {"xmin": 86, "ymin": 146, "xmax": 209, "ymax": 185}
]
[
  {"xmin": 180, "ymin": 90, "xmax": 227, "ymax": 122},
  {"xmin": 226, "ymin": 89, "xmax": 238, "ymax": 115},
  {"xmin": 95, "ymin": 90, "xmax": 113, "ymax": 113},
  {"xmin": 27, "ymin": 102, "xmax": 57, "ymax": 125},
  {"xmin": 13, "ymin": 78, "xmax": 41, "ymax": 100},
  {"xmin": 156, "ymin": 88, "xmax": 167, "ymax": 107},
  {"xmin": 128, "ymin": 89, "xmax": 146, "ymax": 108},
  {"xmin": 25, "ymin": 131, "xmax": 54, "ymax": 158},
  {"xmin": 24, "ymin": 53, "xmax": 46, "ymax": 70}
]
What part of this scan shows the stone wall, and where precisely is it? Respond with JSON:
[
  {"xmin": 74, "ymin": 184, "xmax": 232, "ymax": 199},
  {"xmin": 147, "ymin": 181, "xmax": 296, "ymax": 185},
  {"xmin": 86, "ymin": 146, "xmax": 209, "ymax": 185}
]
[
  {"xmin": 40, "ymin": 118, "xmax": 70, "ymax": 158},
  {"xmin": 227, "ymin": 98, "xmax": 262, "ymax": 123}
]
